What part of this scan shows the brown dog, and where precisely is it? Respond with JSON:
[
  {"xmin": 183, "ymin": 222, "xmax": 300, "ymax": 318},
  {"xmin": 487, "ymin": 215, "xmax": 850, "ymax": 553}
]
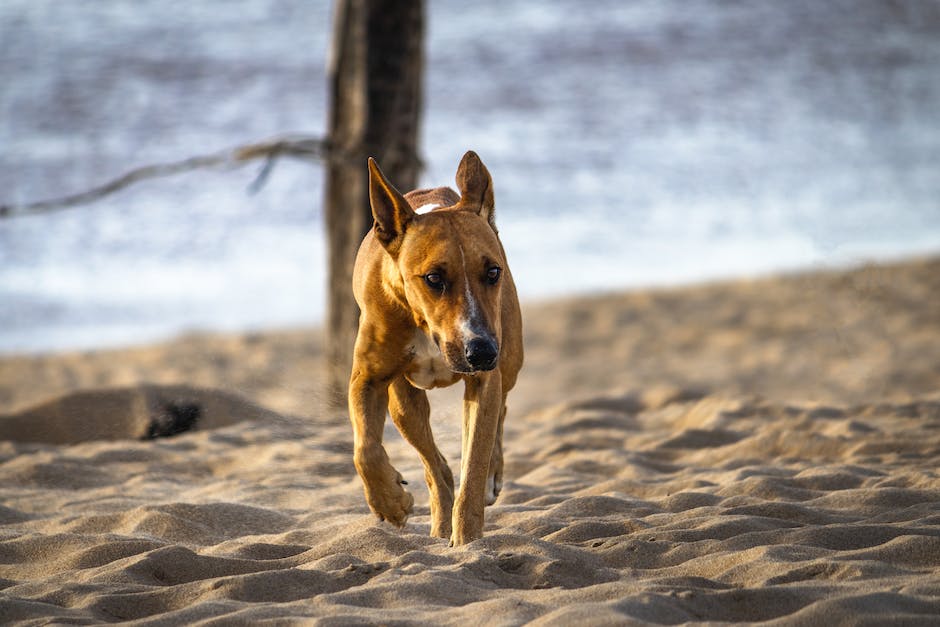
[{"xmin": 348, "ymin": 151, "xmax": 523, "ymax": 545}]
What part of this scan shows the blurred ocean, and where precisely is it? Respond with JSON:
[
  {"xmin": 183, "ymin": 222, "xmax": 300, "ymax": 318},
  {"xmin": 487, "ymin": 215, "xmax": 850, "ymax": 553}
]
[{"xmin": 1, "ymin": 0, "xmax": 939, "ymax": 353}]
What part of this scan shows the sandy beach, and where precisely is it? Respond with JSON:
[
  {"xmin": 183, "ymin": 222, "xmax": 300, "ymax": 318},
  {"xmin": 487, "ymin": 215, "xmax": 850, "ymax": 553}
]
[{"xmin": 1, "ymin": 256, "xmax": 939, "ymax": 624}]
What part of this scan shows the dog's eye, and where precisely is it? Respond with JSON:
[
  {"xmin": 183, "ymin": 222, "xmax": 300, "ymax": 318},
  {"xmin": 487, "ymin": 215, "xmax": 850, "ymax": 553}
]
[
  {"xmin": 486, "ymin": 266, "xmax": 501, "ymax": 285},
  {"xmin": 424, "ymin": 273, "xmax": 444, "ymax": 290}
]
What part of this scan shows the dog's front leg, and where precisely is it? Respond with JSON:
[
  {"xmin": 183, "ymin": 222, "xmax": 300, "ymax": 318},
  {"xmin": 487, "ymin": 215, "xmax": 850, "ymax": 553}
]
[
  {"xmin": 389, "ymin": 376, "xmax": 454, "ymax": 538},
  {"xmin": 452, "ymin": 372, "xmax": 502, "ymax": 545},
  {"xmin": 349, "ymin": 370, "xmax": 414, "ymax": 527},
  {"xmin": 465, "ymin": 398, "xmax": 505, "ymax": 506}
]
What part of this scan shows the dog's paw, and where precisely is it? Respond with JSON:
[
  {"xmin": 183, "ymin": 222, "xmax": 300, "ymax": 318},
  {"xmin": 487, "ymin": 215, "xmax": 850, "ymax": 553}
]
[
  {"xmin": 430, "ymin": 520, "xmax": 452, "ymax": 539},
  {"xmin": 449, "ymin": 526, "xmax": 483, "ymax": 547},
  {"xmin": 377, "ymin": 490, "xmax": 414, "ymax": 528},
  {"xmin": 484, "ymin": 474, "xmax": 502, "ymax": 506},
  {"xmin": 450, "ymin": 504, "xmax": 485, "ymax": 546},
  {"xmin": 366, "ymin": 473, "xmax": 414, "ymax": 528}
]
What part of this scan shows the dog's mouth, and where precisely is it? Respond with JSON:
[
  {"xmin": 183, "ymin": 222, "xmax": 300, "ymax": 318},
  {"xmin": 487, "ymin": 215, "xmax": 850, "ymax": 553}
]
[
  {"xmin": 448, "ymin": 361, "xmax": 498, "ymax": 375},
  {"xmin": 447, "ymin": 361, "xmax": 497, "ymax": 375}
]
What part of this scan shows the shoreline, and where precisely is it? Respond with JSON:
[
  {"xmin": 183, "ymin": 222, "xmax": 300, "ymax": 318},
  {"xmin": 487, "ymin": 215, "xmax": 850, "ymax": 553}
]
[{"xmin": 2, "ymin": 255, "xmax": 938, "ymax": 417}]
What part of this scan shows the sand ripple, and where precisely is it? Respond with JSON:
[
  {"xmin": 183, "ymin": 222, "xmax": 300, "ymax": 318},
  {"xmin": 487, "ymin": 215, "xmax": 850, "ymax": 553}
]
[{"xmin": 2, "ymin": 387, "xmax": 939, "ymax": 624}]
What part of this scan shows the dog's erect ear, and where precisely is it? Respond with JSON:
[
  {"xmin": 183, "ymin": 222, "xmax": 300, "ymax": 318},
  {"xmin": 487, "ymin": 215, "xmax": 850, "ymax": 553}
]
[
  {"xmin": 455, "ymin": 151, "xmax": 496, "ymax": 232},
  {"xmin": 368, "ymin": 157, "xmax": 415, "ymax": 254}
]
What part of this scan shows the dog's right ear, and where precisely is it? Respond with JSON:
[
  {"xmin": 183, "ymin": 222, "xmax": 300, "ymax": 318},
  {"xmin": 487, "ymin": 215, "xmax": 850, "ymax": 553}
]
[{"xmin": 368, "ymin": 157, "xmax": 415, "ymax": 255}]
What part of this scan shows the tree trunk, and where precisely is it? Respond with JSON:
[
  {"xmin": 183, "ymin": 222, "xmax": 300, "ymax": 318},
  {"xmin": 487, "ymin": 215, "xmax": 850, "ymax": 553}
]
[{"xmin": 324, "ymin": 0, "xmax": 423, "ymax": 407}]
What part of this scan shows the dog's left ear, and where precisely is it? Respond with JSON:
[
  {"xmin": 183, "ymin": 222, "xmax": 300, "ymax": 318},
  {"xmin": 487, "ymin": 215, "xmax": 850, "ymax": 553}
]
[
  {"xmin": 455, "ymin": 151, "xmax": 497, "ymax": 233},
  {"xmin": 368, "ymin": 157, "xmax": 416, "ymax": 255}
]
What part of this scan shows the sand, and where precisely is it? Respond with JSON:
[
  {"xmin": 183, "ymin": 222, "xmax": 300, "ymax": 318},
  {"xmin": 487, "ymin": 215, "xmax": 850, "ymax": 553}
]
[{"xmin": 1, "ymin": 257, "xmax": 939, "ymax": 625}]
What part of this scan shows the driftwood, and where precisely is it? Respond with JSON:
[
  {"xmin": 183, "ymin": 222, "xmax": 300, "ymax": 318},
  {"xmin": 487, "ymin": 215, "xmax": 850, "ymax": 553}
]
[{"xmin": 0, "ymin": 134, "xmax": 328, "ymax": 218}]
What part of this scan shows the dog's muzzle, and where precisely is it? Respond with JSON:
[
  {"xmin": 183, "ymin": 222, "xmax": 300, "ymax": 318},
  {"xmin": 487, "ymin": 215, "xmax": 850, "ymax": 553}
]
[{"xmin": 465, "ymin": 337, "xmax": 499, "ymax": 372}]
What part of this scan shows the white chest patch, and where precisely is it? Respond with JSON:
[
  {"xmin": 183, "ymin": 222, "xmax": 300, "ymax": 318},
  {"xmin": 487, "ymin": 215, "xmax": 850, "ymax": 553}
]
[{"xmin": 405, "ymin": 330, "xmax": 458, "ymax": 390}]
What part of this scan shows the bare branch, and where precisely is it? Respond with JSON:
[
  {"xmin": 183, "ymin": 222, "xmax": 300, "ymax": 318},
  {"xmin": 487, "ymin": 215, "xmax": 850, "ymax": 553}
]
[
  {"xmin": 0, "ymin": 135, "xmax": 329, "ymax": 219},
  {"xmin": 246, "ymin": 154, "xmax": 280, "ymax": 196}
]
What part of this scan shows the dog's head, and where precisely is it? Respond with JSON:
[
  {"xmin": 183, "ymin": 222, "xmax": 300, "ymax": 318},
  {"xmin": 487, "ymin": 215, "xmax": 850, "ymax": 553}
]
[{"xmin": 369, "ymin": 151, "xmax": 507, "ymax": 374}]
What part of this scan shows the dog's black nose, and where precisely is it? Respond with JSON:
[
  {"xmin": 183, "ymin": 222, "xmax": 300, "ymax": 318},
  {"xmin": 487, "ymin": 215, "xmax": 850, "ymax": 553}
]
[{"xmin": 466, "ymin": 337, "xmax": 499, "ymax": 371}]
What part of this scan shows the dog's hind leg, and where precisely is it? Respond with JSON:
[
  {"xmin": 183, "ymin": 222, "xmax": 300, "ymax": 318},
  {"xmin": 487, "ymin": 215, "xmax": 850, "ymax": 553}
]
[
  {"xmin": 388, "ymin": 376, "xmax": 455, "ymax": 538},
  {"xmin": 349, "ymin": 371, "xmax": 414, "ymax": 527},
  {"xmin": 485, "ymin": 401, "xmax": 507, "ymax": 506}
]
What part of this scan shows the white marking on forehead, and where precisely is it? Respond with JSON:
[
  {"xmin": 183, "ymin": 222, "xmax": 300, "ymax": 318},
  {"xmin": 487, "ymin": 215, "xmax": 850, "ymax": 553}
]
[
  {"xmin": 415, "ymin": 203, "xmax": 440, "ymax": 215},
  {"xmin": 458, "ymin": 239, "xmax": 483, "ymax": 342}
]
